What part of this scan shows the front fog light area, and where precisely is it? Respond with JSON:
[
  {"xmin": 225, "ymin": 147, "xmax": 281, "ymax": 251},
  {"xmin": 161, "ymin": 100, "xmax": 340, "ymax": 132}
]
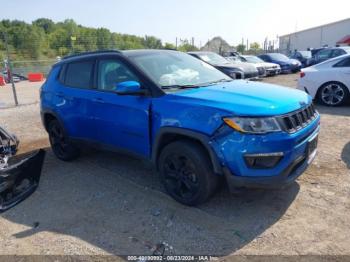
[{"xmin": 244, "ymin": 152, "xmax": 283, "ymax": 169}]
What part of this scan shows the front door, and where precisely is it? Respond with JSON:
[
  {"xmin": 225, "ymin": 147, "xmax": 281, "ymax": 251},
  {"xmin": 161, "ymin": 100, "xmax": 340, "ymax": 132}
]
[{"xmin": 90, "ymin": 57, "xmax": 152, "ymax": 157}]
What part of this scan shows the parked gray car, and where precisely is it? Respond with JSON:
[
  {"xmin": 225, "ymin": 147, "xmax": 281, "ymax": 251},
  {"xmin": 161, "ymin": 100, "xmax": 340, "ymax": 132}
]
[{"xmin": 188, "ymin": 51, "xmax": 259, "ymax": 79}]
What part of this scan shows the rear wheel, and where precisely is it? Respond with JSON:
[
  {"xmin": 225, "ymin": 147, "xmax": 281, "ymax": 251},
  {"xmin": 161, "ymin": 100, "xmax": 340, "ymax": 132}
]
[
  {"xmin": 48, "ymin": 119, "xmax": 80, "ymax": 161},
  {"xmin": 158, "ymin": 140, "xmax": 218, "ymax": 206},
  {"xmin": 318, "ymin": 82, "xmax": 349, "ymax": 106}
]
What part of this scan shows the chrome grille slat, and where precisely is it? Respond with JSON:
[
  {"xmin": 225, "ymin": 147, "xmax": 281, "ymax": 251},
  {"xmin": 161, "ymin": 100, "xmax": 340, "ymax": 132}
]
[{"xmin": 279, "ymin": 104, "xmax": 318, "ymax": 133}]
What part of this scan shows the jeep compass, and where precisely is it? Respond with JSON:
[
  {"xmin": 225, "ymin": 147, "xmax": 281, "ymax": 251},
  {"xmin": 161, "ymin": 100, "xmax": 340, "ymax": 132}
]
[{"xmin": 41, "ymin": 50, "xmax": 320, "ymax": 205}]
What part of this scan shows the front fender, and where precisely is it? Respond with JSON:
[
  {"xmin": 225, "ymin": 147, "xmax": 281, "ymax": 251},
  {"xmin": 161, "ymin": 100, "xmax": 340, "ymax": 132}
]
[{"xmin": 152, "ymin": 127, "xmax": 223, "ymax": 175}]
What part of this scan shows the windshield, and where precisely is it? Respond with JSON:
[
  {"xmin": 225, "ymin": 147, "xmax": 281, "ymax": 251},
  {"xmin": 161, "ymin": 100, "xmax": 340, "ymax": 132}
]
[
  {"xmin": 196, "ymin": 52, "xmax": 231, "ymax": 65},
  {"xmin": 244, "ymin": 56, "xmax": 264, "ymax": 63},
  {"xmin": 299, "ymin": 51, "xmax": 312, "ymax": 58},
  {"xmin": 128, "ymin": 51, "xmax": 232, "ymax": 90},
  {"xmin": 268, "ymin": 53, "xmax": 289, "ymax": 62}
]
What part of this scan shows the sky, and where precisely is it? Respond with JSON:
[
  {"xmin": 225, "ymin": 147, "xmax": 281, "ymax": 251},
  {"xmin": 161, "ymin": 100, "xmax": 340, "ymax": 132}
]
[{"xmin": 1, "ymin": 0, "xmax": 349, "ymax": 47}]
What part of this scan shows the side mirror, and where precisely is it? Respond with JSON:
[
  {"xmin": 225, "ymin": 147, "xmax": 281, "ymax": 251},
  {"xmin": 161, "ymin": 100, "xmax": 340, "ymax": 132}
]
[{"xmin": 114, "ymin": 81, "xmax": 148, "ymax": 96}]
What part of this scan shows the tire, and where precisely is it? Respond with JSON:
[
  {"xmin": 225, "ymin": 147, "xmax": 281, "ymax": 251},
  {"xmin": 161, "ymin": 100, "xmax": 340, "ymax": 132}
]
[
  {"xmin": 158, "ymin": 140, "xmax": 218, "ymax": 206},
  {"xmin": 48, "ymin": 119, "xmax": 80, "ymax": 161},
  {"xmin": 317, "ymin": 82, "xmax": 349, "ymax": 106}
]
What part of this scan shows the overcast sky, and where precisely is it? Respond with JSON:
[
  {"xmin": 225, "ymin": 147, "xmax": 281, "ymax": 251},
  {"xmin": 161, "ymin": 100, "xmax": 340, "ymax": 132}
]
[{"xmin": 2, "ymin": 0, "xmax": 349, "ymax": 47}]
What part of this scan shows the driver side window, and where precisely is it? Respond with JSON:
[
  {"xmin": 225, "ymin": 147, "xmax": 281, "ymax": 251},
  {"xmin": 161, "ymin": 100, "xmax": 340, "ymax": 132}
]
[{"xmin": 97, "ymin": 59, "xmax": 139, "ymax": 91}]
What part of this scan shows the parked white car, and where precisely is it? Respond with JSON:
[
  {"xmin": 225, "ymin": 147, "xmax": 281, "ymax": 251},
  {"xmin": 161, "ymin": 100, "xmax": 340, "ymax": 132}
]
[{"xmin": 297, "ymin": 54, "xmax": 350, "ymax": 106}]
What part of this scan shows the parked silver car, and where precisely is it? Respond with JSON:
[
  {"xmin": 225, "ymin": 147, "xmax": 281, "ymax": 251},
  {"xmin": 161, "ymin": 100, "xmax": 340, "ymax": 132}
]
[
  {"xmin": 188, "ymin": 51, "xmax": 259, "ymax": 80},
  {"xmin": 241, "ymin": 55, "xmax": 281, "ymax": 76}
]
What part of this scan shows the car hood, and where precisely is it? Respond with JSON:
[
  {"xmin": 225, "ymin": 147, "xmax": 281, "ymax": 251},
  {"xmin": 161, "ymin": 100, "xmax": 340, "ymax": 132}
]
[
  {"xmin": 170, "ymin": 80, "xmax": 311, "ymax": 116},
  {"xmin": 215, "ymin": 62, "xmax": 258, "ymax": 73}
]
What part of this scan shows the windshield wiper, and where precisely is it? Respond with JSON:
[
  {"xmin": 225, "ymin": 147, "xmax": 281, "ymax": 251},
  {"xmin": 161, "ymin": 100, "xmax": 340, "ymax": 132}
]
[
  {"xmin": 161, "ymin": 79, "xmax": 232, "ymax": 90},
  {"xmin": 161, "ymin": 84, "xmax": 200, "ymax": 90},
  {"xmin": 202, "ymin": 79, "xmax": 233, "ymax": 86}
]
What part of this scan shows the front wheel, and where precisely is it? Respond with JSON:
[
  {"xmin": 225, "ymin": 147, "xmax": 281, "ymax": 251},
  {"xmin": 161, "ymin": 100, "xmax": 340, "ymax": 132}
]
[
  {"xmin": 48, "ymin": 119, "xmax": 80, "ymax": 161},
  {"xmin": 318, "ymin": 82, "xmax": 349, "ymax": 106},
  {"xmin": 158, "ymin": 140, "xmax": 218, "ymax": 206}
]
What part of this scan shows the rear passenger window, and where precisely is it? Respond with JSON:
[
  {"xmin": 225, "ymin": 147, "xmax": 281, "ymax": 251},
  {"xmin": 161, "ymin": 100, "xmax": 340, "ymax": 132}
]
[
  {"xmin": 334, "ymin": 57, "xmax": 350, "ymax": 67},
  {"xmin": 65, "ymin": 60, "xmax": 94, "ymax": 88}
]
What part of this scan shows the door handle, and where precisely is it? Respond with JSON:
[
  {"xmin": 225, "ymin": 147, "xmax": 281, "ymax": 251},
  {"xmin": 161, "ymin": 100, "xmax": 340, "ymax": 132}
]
[{"xmin": 92, "ymin": 98, "xmax": 105, "ymax": 104}]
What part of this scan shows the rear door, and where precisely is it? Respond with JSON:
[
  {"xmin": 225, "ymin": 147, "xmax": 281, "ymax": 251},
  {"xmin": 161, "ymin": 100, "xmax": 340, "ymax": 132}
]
[
  {"xmin": 333, "ymin": 57, "xmax": 350, "ymax": 88},
  {"xmin": 55, "ymin": 59, "xmax": 97, "ymax": 141},
  {"xmin": 89, "ymin": 57, "xmax": 152, "ymax": 157}
]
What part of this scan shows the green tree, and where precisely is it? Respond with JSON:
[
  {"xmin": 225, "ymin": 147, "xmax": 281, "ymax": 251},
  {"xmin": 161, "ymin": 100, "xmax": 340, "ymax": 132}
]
[
  {"xmin": 249, "ymin": 42, "xmax": 261, "ymax": 54},
  {"xmin": 177, "ymin": 39, "xmax": 198, "ymax": 52},
  {"xmin": 164, "ymin": 42, "xmax": 176, "ymax": 50},
  {"xmin": 33, "ymin": 18, "xmax": 55, "ymax": 34},
  {"xmin": 236, "ymin": 44, "xmax": 246, "ymax": 54},
  {"xmin": 142, "ymin": 35, "xmax": 162, "ymax": 49}
]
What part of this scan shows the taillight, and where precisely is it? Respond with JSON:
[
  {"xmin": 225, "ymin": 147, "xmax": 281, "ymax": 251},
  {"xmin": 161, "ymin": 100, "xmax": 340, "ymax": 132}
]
[{"xmin": 300, "ymin": 72, "xmax": 305, "ymax": 78}]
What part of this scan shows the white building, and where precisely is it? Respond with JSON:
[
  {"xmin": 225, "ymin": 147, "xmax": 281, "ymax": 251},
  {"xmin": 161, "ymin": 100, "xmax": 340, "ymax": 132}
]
[{"xmin": 279, "ymin": 18, "xmax": 350, "ymax": 54}]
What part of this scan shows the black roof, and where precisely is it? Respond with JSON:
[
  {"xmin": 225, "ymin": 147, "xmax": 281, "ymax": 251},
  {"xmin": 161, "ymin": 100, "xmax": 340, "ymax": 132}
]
[
  {"xmin": 62, "ymin": 50, "xmax": 121, "ymax": 60},
  {"xmin": 56, "ymin": 49, "xmax": 181, "ymax": 65},
  {"xmin": 121, "ymin": 49, "xmax": 180, "ymax": 57}
]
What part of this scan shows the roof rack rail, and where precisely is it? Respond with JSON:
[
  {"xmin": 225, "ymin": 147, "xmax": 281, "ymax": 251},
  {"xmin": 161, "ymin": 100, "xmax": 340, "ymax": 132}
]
[{"xmin": 62, "ymin": 49, "xmax": 121, "ymax": 60}]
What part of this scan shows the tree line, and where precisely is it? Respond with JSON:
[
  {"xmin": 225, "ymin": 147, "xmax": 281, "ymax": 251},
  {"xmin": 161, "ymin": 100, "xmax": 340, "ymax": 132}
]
[{"xmin": 0, "ymin": 18, "xmax": 199, "ymax": 61}]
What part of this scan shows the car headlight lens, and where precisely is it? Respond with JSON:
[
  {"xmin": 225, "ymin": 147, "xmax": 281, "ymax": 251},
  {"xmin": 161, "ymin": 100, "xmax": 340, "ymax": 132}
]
[{"xmin": 223, "ymin": 117, "xmax": 281, "ymax": 134}]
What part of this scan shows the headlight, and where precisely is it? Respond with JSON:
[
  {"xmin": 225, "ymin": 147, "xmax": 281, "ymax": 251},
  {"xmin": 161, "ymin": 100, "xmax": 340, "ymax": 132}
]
[{"xmin": 223, "ymin": 117, "xmax": 281, "ymax": 134}]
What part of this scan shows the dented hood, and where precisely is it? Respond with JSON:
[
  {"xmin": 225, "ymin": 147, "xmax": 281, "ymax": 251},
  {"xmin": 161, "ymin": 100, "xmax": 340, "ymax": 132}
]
[{"xmin": 172, "ymin": 80, "xmax": 311, "ymax": 116}]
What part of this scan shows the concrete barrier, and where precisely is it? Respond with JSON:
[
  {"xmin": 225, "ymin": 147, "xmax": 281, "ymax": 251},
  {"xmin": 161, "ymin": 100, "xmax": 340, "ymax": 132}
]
[
  {"xmin": 28, "ymin": 73, "xmax": 44, "ymax": 82},
  {"xmin": 0, "ymin": 76, "xmax": 5, "ymax": 86}
]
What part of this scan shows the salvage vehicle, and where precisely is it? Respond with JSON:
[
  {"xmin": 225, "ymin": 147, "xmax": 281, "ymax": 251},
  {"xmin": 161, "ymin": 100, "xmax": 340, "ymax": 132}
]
[
  {"xmin": 0, "ymin": 126, "xmax": 45, "ymax": 212},
  {"xmin": 298, "ymin": 54, "xmax": 350, "ymax": 106},
  {"xmin": 225, "ymin": 55, "xmax": 266, "ymax": 78},
  {"xmin": 258, "ymin": 53, "xmax": 301, "ymax": 73},
  {"xmin": 308, "ymin": 47, "xmax": 350, "ymax": 66},
  {"xmin": 241, "ymin": 55, "xmax": 281, "ymax": 76},
  {"xmin": 41, "ymin": 50, "xmax": 320, "ymax": 206},
  {"xmin": 188, "ymin": 51, "xmax": 259, "ymax": 79}
]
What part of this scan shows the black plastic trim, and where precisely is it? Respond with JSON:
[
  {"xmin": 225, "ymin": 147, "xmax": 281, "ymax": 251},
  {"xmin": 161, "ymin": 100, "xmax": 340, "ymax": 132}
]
[{"xmin": 152, "ymin": 127, "xmax": 222, "ymax": 175}]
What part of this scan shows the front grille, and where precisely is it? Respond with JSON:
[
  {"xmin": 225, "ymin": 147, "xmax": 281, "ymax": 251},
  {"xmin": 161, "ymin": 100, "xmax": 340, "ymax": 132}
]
[{"xmin": 278, "ymin": 104, "xmax": 318, "ymax": 133}]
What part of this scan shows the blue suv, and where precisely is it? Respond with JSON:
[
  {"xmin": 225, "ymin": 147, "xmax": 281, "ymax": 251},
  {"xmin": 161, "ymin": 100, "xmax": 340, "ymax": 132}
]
[{"xmin": 41, "ymin": 50, "xmax": 320, "ymax": 205}]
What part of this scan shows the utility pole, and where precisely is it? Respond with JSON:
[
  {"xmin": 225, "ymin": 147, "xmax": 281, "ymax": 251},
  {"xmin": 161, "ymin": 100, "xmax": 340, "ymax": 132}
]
[{"xmin": 3, "ymin": 32, "xmax": 18, "ymax": 106}]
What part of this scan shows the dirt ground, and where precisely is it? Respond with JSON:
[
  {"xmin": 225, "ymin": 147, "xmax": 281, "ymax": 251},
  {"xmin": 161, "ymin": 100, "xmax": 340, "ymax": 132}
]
[{"xmin": 0, "ymin": 75, "xmax": 349, "ymax": 259}]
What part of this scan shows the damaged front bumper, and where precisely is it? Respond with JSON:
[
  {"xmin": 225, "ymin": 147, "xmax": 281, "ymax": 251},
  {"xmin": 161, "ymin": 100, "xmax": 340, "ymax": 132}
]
[{"xmin": 0, "ymin": 127, "xmax": 45, "ymax": 212}]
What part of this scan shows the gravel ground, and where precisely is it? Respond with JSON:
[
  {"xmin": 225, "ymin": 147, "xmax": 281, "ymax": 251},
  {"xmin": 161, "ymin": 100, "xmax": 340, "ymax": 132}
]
[{"xmin": 0, "ymin": 75, "xmax": 349, "ymax": 259}]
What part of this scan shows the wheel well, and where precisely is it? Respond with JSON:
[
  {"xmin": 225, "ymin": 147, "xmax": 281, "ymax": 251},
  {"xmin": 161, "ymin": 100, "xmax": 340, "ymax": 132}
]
[
  {"xmin": 43, "ymin": 113, "xmax": 57, "ymax": 131},
  {"xmin": 154, "ymin": 133, "xmax": 216, "ymax": 172}
]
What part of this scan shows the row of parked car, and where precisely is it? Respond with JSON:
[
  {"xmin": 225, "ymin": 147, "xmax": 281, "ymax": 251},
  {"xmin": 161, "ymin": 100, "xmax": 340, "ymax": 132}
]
[
  {"xmin": 187, "ymin": 51, "xmax": 302, "ymax": 80},
  {"xmin": 187, "ymin": 47, "xmax": 350, "ymax": 107}
]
